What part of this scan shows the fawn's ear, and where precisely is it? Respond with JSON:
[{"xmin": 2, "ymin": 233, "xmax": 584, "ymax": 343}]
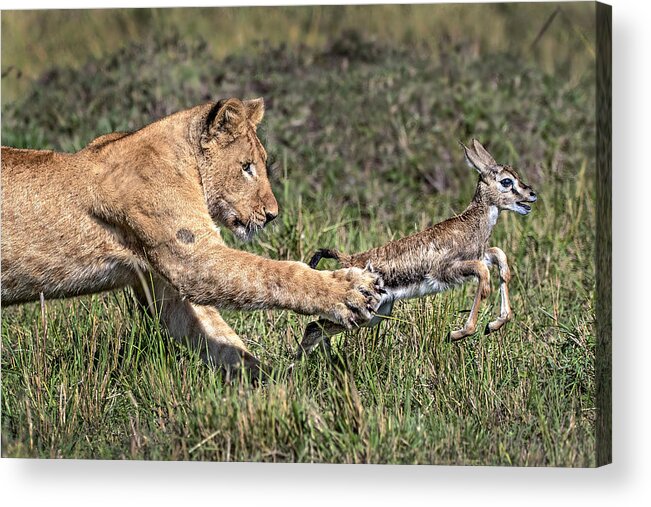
[
  {"xmin": 203, "ymin": 98, "xmax": 247, "ymax": 143},
  {"xmin": 472, "ymin": 139, "xmax": 497, "ymax": 167},
  {"xmin": 462, "ymin": 139, "xmax": 496, "ymax": 174},
  {"xmin": 244, "ymin": 98, "xmax": 265, "ymax": 126}
]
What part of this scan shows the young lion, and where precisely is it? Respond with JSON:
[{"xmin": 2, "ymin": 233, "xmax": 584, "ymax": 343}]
[{"xmin": 1, "ymin": 97, "xmax": 382, "ymax": 378}]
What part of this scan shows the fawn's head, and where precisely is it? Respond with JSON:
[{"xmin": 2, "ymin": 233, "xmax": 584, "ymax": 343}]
[{"xmin": 462, "ymin": 139, "xmax": 537, "ymax": 215}]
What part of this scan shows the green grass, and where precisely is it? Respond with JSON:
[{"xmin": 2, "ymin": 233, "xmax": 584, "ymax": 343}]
[
  {"xmin": 1, "ymin": 11, "xmax": 597, "ymax": 465},
  {"xmin": 1, "ymin": 177, "xmax": 596, "ymax": 464}
]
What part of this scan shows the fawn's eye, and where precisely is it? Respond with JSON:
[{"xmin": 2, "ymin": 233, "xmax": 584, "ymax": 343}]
[
  {"xmin": 500, "ymin": 178, "xmax": 513, "ymax": 187},
  {"xmin": 242, "ymin": 162, "xmax": 254, "ymax": 177}
]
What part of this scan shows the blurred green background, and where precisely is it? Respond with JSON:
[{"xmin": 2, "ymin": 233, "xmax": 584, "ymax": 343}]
[{"xmin": 2, "ymin": 3, "xmax": 595, "ymax": 106}]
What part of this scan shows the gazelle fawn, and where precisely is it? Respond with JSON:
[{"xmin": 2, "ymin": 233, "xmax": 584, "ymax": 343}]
[{"xmin": 296, "ymin": 139, "xmax": 537, "ymax": 359}]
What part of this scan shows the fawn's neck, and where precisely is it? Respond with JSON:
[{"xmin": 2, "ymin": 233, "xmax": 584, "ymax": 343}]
[{"xmin": 462, "ymin": 180, "xmax": 500, "ymax": 238}]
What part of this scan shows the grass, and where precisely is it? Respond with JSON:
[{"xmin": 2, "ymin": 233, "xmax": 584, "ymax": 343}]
[
  {"xmin": 1, "ymin": 5, "xmax": 597, "ymax": 465},
  {"xmin": 1, "ymin": 3, "xmax": 596, "ymax": 105},
  {"xmin": 1, "ymin": 176, "xmax": 596, "ymax": 464}
]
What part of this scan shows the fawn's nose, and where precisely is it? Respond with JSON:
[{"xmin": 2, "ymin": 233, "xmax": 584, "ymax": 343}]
[{"xmin": 529, "ymin": 191, "xmax": 537, "ymax": 202}]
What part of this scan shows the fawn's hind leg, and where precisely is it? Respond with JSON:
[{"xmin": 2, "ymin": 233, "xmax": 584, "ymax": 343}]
[
  {"xmin": 483, "ymin": 247, "xmax": 514, "ymax": 334},
  {"xmin": 448, "ymin": 260, "xmax": 491, "ymax": 341},
  {"xmin": 296, "ymin": 319, "xmax": 345, "ymax": 359}
]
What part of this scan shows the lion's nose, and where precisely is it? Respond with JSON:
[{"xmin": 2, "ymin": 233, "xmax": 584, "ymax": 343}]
[
  {"xmin": 265, "ymin": 209, "xmax": 278, "ymax": 224},
  {"xmin": 263, "ymin": 193, "xmax": 279, "ymax": 224}
]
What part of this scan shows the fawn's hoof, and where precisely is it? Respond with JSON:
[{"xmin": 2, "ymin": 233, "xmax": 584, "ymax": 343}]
[
  {"xmin": 485, "ymin": 316, "xmax": 511, "ymax": 335},
  {"xmin": 485, "ymin": 321, "xmax": 502, "ymax": 335},
  {"xmin": 447, "ymin": 330, "xmax": 467, "ymax": 342}
]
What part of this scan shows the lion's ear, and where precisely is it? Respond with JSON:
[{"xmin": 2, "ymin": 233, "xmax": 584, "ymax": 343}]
[
  {"xmin": 244, "ymin": 98, "xmax": 265, "ymax": 126},
  {"xmin": 204, "ymin": 98, "xmax": 247, "ymax": 141}
]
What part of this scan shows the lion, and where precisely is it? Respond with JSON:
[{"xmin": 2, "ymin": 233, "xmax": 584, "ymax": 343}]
[{"xmin": 1, "ymin": 97, "xmax": 382, "ymax": 379}]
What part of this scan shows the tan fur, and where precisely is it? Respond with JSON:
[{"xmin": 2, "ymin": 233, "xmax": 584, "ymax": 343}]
[
  {"xmin": 1, "ymin": 97, "xmax": 382, "ymax": 378},
  {"xmin": 297, "ymin": 139, "xmax": 537, "ymax": 358}
]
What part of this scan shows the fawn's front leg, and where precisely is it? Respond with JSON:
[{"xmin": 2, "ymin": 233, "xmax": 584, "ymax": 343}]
[
  {"xmin": 448, "ymin": 260, "xmax": 491, "ymax": 341},
  {"xmin": 296, "ymin": 319, "xmax": 345, "ymax": 359},
  {"xmin": 483, "ymin": 247, "xmax": 514, "ymax": 334},
  {"xmin": 296, "ymin": 298, "xmax": 395, "ymax": 359}
]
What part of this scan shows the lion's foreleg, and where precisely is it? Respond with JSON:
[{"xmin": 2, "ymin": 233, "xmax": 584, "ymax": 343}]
[{"xmin": 132, "ymin": 274, "xmax": 263, "ymax": 381}]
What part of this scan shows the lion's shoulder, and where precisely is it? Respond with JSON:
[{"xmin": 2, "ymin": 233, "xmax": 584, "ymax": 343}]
[{"xmin": 83, "ymin": 132, "xmax": 133, "ymax": 152}]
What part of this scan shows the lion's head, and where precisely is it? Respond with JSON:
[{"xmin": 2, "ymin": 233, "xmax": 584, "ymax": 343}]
[{"xmin": 197, "ymin": 97, "xmax": 278, "ymax": 242}]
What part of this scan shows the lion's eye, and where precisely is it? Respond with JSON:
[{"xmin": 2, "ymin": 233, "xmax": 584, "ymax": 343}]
[
  {"xmin": 500, "ymin": 178, "xmax": 513, "ymax": 187},
  {"xmin": 242, "ymin": 162, "xmax": 254, "ymax": 176}
]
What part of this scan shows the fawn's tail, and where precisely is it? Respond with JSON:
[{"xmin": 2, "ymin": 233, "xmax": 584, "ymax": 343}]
[{"xmin": 308, "ymin": 248, "xmax": 348, "ymax": 269}]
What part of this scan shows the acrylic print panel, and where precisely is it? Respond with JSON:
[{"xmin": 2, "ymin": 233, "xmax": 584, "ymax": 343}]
[{"xmin": 0, "ymin": 2, "xmax": 611, "ymax": 466}]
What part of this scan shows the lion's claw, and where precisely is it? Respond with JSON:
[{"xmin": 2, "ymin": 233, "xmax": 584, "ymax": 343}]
[{"xmin": 325, "ymin": 266, "xmax": 384, "ymax": 328}]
